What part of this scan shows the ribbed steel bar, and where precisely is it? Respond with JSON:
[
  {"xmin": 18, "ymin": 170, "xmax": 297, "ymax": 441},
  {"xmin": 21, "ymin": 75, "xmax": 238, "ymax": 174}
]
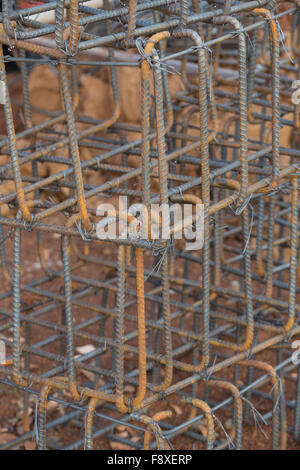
[{"xmin": 0, "ymin": 0, "xmax": 298, "ymax": 451}]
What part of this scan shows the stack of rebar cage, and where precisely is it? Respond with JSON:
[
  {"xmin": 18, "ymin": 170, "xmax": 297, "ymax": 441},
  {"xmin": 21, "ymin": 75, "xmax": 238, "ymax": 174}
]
[{"xmin": 0, "ymin": 0, "xmax": 299, "ymax": 450}]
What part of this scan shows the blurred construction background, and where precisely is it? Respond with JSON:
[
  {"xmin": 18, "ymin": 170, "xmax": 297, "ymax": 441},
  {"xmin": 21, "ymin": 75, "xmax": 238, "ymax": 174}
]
[{"xmin": 0, "ymin": 0, "xmax": 299, "ymax": 450}]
